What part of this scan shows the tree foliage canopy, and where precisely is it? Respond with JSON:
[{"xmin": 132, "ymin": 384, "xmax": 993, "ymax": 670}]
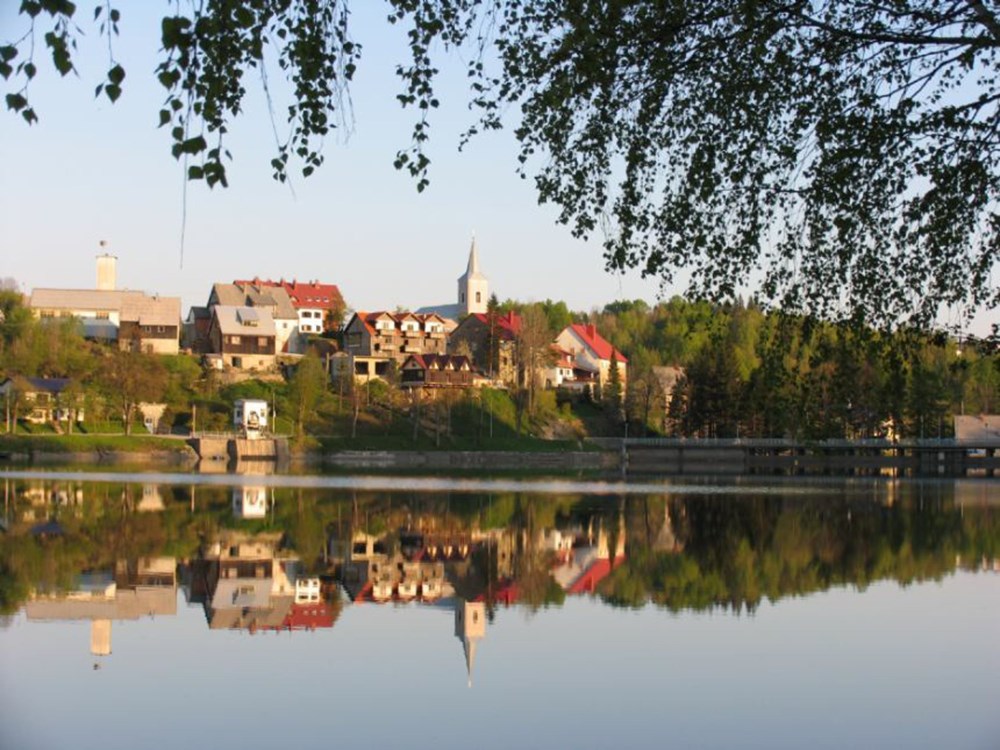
[{"xmin": 4, "ymin": 0, "xmax": 998, "ymax": 327}]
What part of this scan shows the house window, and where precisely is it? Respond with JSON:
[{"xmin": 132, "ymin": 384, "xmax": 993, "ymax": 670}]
[
  {"xmin": 230, "ymin": 335, "xmax": 241, "ymax": 345},
  {"xmin": 258, "ymin": 337, "xmax": 268, "ymax": 347},
  {"xmin": 476, "ymin": 292, "xmax": 481, "ymax": 303},
  {"xmin": 96, "ymin": 311, "xmax": 109, "ymax": 319}
]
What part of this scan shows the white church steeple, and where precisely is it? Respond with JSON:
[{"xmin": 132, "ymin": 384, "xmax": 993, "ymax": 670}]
[{"xmin": 457, "ymin": 234, "xmax": 488, "ymax": 316}]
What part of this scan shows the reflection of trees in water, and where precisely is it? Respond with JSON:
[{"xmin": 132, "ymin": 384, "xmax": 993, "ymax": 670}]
[
  {"xmin": 602, "ymin": 487, "xmax": 999, "ymax": 612},
  {"xmin": 1, "ymin": 479, "xmax": 997, "ymax": 618}
]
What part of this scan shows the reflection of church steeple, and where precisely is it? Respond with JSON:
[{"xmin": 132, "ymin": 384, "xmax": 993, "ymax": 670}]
[{"xmin": 454, "ymin": 598, "xmax": 485, "ymax": 688}]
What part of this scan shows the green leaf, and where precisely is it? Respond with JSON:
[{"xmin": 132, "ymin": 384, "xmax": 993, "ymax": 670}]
[
  {"xmin": 0, "ymin": 46, "xmax": 17, "ymax": 63},
  {"xmin": 104, "ymin": 83, "xmax": 121, "ymax": 102},
  {"xmin": 158, "ymin": 109, "xmax": 171, "ymax": 127},
  {"xmin": 187, "ymin": 165, "xmax": 204, "ymax": 180},
  {"xmin": 21, "ymin": 107, "xmax": 37, "ymax": 125},
  {"xmin": 180, "ymin": 135, "xmax": 207, "ymax": 154},
  {"xmin": 107, "ymin": 64, "xmax": 125, "ymax": 85},
  {"xmin": 5, "ymin": 93, "xmax": 27, "ymax": 112}
]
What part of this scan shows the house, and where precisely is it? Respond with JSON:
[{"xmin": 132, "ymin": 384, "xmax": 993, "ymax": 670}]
[
  {"xmin": 0, "ymin": 376, "xmax": 83, "ymax": 425},
  {"xmin": 208, "ymin": 305, "xmax": 277, "ymax": 370},
  {"xmin": 448, "ymin": 310, "xmax": 521, "ymax": 384},
  {"xmin": 341, "ymin": 311, "xmax": 449, "ymax": 380},
  {"xmin": 554, "ymin": 323, "xmax": 628, "ymax": 391},
  {"xmin": 29, "ymin": 289, "xmax": 181, "ymax": 354},
  {"xmin": 182, "ymin": 305, "xmax": 213, "ymax": 353},
  {"xmin": 27, "ymin": 253, "xmax": 180, "ymax": 354},
  {"xmin": 234, "ymin": 277, "xmax": 346, "ymax": 334},
  {"xmin": 400, "ymin": 354, "xmax": 473, "ymax": 389},
  {"xmin": 208, "ymin": 282, "xmax": 301, "ymax": 353},
  {"xmin": 543, "ymin": 345, "xmax": 583, "ymax": 390}
]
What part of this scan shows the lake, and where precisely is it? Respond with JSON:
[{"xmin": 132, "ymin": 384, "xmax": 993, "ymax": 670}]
[{"xmin": 1, "ymin": 469, "xmax": 997, "ymax": 750}]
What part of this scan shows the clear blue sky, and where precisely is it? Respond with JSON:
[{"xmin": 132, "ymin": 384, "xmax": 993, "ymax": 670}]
[{"xmin": 0, "ymin": 3, "xmax": 671, "ymax": 318}]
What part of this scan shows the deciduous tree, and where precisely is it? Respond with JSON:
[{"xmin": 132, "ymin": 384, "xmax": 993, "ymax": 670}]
[{"xmin": 6, "ymin": 1, "xmax": 997, "ymax": 327}]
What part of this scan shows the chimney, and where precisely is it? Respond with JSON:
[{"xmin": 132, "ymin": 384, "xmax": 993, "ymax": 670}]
[
  {"xmin": 586, "ymin": 324, "xmax": 597, "ymax": 339},
  {"xmin": 96, "ymin": 243, "xmax": 117, "ymax": 291}
]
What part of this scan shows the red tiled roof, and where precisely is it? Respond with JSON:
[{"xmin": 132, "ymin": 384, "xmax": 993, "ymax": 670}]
[
  {"xmin": 569, "ymin": 323, "xmax": 628, "ymax": 364},
  {"xmin": 404, "ymin": 353, "xmax": 470, "ymax": 371},
  {"xmin": 550, "ymin": 344, "xmax": 574, "ymax": 364},
  {"xmin": 470, "ymin": 310, "xmax": 521, "ymax": 340},
  {"xmin": 234, "ymin": 278, "xmax": 344, "ymax": 312}
]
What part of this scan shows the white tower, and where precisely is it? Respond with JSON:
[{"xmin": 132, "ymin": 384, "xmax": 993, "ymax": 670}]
[
  {"xmin": 454, "ymin": 598, "xmax": 486, "ymax": 688},
  {"xmin": 457, "ymin": 235, "xmax": 488, "ymax": 316},
  {"xmin": 96, "ymin": 244, "xmax": 117, "ymax": 291}
]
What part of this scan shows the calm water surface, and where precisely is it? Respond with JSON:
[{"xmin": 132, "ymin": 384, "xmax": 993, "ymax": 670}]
[{"xmin": 0, "ymin": 470, "xmax": 997, "ymax": 750}]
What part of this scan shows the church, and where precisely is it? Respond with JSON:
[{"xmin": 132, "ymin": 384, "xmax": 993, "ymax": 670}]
[{"xmin": 416, "ymin": 236, "xmax": 489, "ymax": 323}]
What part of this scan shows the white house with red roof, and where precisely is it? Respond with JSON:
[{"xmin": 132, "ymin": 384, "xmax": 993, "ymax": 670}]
[
  {"xmin": 234, "ymin": 277, "xmax": 346, "ymax": 334},
  {"xmin": 555, "ymin": 323, "xmax": 628, "ymax": 390}
]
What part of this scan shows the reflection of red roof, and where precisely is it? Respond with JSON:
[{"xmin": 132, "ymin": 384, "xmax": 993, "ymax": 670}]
[
  {"xmin": 567, "ymin": 556, "xmax": 626, "ymax": 595},
  {"xmin": 475, "ymin": 578, "xmax": 520, "ymax": 606},
  {"xmin": 354, "ymin": 580, "xmax": 373, "ymax": 603},
  {"xmin": 282, "ymin": 602, "xmax": 335, "ymax": 630},
  {"xmin": 569, "ymin": 324, "xmax": 628, "ymax": 364},
  {"xmin": 470, "ymin": 311, "xmax": 521, "ymax": 340},
  {"xmin": 235, "ymin": 278, "xmax": 344, "ymax": 312}
]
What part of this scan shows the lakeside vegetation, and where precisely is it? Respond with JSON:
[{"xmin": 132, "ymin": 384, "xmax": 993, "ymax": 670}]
[{"xmin": 1, "ymin": 290, "xmax": 997, "ymax": 449}]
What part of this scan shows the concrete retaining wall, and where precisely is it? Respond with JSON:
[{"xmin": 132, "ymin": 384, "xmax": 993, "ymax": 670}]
[{"xmin": 321, "ymin": 450, "xmax": 614, "ymax": 471}]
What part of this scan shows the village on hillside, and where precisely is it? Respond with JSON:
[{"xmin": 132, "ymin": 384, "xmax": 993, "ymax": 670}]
[
  {"xmin": 1, "ymin": 238, "xmax": 641, "ymax": 439},
  {"xmin": 1, "ymin": 239, "xmax": 997, "ymax": 446}
]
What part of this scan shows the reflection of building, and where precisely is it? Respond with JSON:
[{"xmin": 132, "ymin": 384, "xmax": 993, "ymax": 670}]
[
  {"xmin": 232, "ymin": 486, "xmax": 269, "ymax": 518},
  {"xmin": 550, "ymin": 517, "xmax": 626, "ymax": 595},
  {"xmin": 335, "ymin": 531, "xmax": 452, "ymax": 603},
  {"xmin": 192, "ymin": 534, "xmax": 332, "ymax": 633},
  {"xmin": 137, "ymin": 484, "xmax": 165, "ymax": 512},
  {"xmin": 24, "ymin": 557, "xmax": 178, "ymax": 656},
  {"xmin": 454, "ymin": 599, "xmax": 485, "ymax": 688}
]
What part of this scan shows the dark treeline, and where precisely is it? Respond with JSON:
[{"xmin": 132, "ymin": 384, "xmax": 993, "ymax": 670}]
[{"xmin": 581, "ymin": 298, "xmax": 998, "ymax": 439}]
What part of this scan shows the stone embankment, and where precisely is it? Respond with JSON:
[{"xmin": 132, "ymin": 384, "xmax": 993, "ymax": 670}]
[{"xmin": 317, "ymin": 450, "xmax": 614, "ymax": 471}]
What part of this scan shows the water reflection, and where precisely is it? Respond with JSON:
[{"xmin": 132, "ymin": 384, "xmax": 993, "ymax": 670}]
[
  {"xmin": 4, "ymin": 475, "xmax": 997, "ymax": 624},
  {"xmin": 1, "ymin": 474, "xmax": 998, "ymax": 748},
  {"xmin": 25, "ymin": 557, "xmax": 177, "ymax": 661}
]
